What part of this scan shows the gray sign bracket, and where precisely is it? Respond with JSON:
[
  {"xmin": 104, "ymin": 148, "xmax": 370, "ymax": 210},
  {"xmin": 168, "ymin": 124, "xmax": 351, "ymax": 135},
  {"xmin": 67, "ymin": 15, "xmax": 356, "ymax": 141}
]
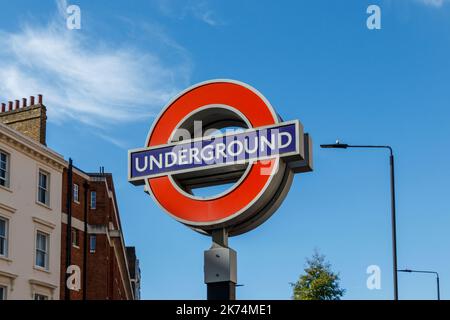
[{"xmin": 204, "ymin": 228, "xmax": 237, "ymax": 300}]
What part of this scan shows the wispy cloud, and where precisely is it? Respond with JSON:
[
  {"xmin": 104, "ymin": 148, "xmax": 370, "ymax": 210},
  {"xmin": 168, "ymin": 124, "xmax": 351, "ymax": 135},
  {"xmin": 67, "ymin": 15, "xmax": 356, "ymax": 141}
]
[
  {"xmin": 417, "ymin": 0, "xmax": 449, "ymax": 7},
  {"xmin": 156, "ymin": 0, "xmax": 222, "ymax": 26},
  {"xmin": 95, "ymin": 131, "xmax": 128, "ymax": 149},
  {"xmin": 192, "ymin": 7, "xmax": 219, "ymax": 26},
  {"xmin": 56, "ymin": 0, "xmax": 69, "ymax": 17},
  {"xmin": 0, "ymin": 1, "xmax": 191, "ymax": 133}
]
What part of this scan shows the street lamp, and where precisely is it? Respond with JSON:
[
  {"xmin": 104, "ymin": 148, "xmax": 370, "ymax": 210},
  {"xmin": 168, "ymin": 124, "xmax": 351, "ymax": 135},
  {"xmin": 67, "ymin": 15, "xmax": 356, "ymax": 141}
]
[
  {"xmin": 320, "ymin": 141, "xmax": 399, "ymax": 300},
  {"xmin": 398, "ymin": 269, "xmax": 440, "ymax": 300}
]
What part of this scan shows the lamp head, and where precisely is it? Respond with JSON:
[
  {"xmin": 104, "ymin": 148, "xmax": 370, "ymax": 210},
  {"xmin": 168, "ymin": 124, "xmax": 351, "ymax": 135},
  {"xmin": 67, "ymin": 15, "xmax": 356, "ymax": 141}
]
[
  {"xmin": 398, "ymin": 269, "xmax": 412, "ymax": 273},
  {"xmin": 320, "ymin": 140, "xmax": 349, "ymax": 149}
]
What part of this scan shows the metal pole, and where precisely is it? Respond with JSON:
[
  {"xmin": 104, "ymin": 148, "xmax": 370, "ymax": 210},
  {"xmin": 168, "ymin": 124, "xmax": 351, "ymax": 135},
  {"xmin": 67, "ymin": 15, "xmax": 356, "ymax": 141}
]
[
  {"xmin": 389, "ymin": 150, "xmax": 399, "ymax": 300},
  {"xmin": 205, "ymin": 228, "xmax": 236, "ymax": 300},
  {"xmin": 437, "ymin": 274, "xmax": 440, "ymax": 300},
  {"xmin": 65, "ymin": 158, "xmax": 73, "ymax": 300},
  {"xmin": 82, "ymin": 181, "xmax": 89, "ymax": 300}
]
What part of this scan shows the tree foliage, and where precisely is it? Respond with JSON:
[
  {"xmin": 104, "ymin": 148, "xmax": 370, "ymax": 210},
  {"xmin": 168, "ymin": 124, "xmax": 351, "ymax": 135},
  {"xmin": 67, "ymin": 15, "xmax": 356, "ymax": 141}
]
[{"xmin": 291, "ymin": 251, "xmax": 345, "ymax": 300}]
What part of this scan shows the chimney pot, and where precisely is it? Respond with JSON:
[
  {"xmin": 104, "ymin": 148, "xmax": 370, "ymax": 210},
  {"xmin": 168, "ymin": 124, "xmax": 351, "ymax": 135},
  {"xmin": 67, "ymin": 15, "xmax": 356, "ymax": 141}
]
[
  {"xmin": 1, "ymin": 103, "xmax": 5, "ymax": 112},
  {"xmin": 1, "ymin": 96, "xmax": 47, "ymax": 145},
  {"xmin": 30, "ymin": 96, "xmax": 35, "ymax": 105},
  {"xmin": 38, "ymin": 94, "xmax": 43, "ymax": 104}
]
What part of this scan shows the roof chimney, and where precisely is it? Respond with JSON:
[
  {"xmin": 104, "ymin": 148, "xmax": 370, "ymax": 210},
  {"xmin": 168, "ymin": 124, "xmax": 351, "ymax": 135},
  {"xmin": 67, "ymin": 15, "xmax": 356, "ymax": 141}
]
[{"xmin": 0, "ymin": 95, "xmax": 47, "ymax": 145}]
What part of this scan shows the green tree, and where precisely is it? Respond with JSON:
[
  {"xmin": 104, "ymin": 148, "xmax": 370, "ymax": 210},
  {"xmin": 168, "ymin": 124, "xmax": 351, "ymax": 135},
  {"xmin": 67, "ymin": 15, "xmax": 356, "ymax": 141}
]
[{"xmin": 291, "ymin": 251, "xmax": 345, "ymax": 300}]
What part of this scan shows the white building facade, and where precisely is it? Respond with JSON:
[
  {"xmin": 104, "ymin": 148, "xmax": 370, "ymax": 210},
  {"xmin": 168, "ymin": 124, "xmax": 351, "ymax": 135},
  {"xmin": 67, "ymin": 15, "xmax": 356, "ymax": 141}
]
[{"xmin": 0, "ymin": 122, "xmax": 66, "ymax": 300}]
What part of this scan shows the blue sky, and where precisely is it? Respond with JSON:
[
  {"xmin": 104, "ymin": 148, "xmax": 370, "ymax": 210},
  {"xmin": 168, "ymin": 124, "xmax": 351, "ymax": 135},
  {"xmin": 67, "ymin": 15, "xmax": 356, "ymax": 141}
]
[{"xmin": 1, "ymin": 0, "xmax": 450, "ymax": 300}]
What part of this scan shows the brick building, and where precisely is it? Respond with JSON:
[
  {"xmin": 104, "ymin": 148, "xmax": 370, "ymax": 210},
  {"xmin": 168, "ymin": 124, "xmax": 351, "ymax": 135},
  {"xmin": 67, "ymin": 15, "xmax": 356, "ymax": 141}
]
[
  {"xmin": 0, "ymin": 95, "xmax": 139, "ymax": 300},
  {"xmin": 126, "ymin": 247, "xmax": 141, "ymax": 300},
  {"xmin": 60, "ymin": 167, "xmax": 138, "ymax": 300}
]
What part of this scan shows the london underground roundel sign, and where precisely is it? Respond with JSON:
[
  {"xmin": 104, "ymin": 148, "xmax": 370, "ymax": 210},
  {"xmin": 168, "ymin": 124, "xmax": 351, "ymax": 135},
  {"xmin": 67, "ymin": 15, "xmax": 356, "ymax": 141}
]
[{"xmin": 128, "ymin": 79, "xmax": 313, "ymax": 236}]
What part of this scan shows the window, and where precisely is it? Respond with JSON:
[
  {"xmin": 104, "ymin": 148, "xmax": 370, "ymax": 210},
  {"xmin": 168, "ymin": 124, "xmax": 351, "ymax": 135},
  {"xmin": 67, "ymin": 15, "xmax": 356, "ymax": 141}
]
[
  {"xmin": 37, "ymin": 170, "xmax": 50, "ymax": 206},
  {"xmin": 89, "ymin": 235, "xmax": 96, "ymax": 253},
  {"xmin": 73, "ymin": 184, "xmax": 79, "ymax": 203},
  {"xmin": 34, "ymin": 293, "xmax": 48, "ymax": 300},
  {"xmin": 0, "ymin": 217, "xmax": 7, "ymax": 257},
  {"xmin": 0, "ymin": 285, "xmax": 6, "ymax": 300},
  {"xmin": 72, "ymin": 228, "xmax": 79, "ymax": 247},
  {"xmin": 0, "ymin": 151, "xmax": 9, "ymax": 188},
  {"xmin": 35, "ymin": 231, "xmax": 49, "ymax": 269},
  {"xmin": 90, "ymin": 191, "xmax": 96, "ymax": 209}
]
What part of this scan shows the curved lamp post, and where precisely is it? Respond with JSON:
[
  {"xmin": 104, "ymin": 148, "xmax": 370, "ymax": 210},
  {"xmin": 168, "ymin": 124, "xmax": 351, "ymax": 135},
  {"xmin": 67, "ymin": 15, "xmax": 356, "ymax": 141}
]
[
  {"xmin": 398, "ymin": 269, "xmax": 440, "ymax": 300},
  {"xmin": 320, "ymin": 141, "xmax": 399, "ymax": 300}
]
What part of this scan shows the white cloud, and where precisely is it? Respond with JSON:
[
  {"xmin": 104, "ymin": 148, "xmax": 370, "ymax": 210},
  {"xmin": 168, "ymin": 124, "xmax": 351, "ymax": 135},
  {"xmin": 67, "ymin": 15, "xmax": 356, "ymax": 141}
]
[
  {"xmin": 95, "ymin": 131, "xmax": 128, "ymax": 149},
  {"xmin": 156, "ymin": 0, "xmax": 221, "ymax": 26},
  {"xmin": 417, "ymin": 0, "xmax": 448, "ymax": 7},
  {"xmin": 194, "ymin": 9, "xmax": 219, "ymax": 26},
  {"xmin": 56, "ymin": 0, "xmax": 68, "ymax": 17},
  {"xmin": 0, "ymin": 2, "xmax": 190, "ymax": 131}
]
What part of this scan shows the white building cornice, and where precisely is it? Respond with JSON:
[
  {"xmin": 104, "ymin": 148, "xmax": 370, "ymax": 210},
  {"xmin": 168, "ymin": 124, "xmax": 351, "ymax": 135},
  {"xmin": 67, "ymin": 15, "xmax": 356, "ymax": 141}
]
[{"xmin": 0, "ymin": 122, "xmax": 67, "ymax": 171}]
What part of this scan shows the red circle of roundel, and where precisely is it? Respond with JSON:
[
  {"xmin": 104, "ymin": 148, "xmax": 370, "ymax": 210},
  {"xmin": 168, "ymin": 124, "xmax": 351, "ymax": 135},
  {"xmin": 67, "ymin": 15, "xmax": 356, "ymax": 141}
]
[{"xmin": 146, "ymin": 80, "xmax": 279, "ymax": 225}]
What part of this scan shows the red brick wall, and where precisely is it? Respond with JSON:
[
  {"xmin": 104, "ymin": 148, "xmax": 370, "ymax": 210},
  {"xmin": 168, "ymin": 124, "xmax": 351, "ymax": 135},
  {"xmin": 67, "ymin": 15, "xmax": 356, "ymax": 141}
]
[
  {"xmin": 60, "ymin": 169, "xmax": 133, "ymax": 300},
  {"xmin": 60, "ymin": 226, "xmax": 86, "ymax": 300}
]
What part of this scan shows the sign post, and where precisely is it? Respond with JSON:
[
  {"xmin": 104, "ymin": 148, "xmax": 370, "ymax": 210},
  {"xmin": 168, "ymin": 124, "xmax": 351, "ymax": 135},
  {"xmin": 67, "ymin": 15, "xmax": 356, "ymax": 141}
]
[
  {"xmin": 205, "ymin": 228, "xmax": 236, "ymax": 300},
  {"xmin": 128, "ymin": 79, "xmax": 313, "ymax": 299}
]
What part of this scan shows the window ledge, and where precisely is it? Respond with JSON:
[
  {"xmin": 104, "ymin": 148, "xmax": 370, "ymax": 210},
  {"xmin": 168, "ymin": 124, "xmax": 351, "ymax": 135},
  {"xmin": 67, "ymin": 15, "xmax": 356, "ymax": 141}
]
[
  {"xmin": 36, "ymin": 201, "xmax": 52, "ymax": 211},
  {"xmin": 0, "ymin": 255, "xmax": 12, "ymax": 263},
  {"xmin": 0, "ymin": 202, "xmax": 16, "ymax": 214},
  {"xmin": 0, "ymin": 185, "xmax": 12, "ymax": 193},
  {"xmin": 33, "ymin": 266, "xmax": 51, "ymax": 274},
  {"xmin": 32, "ymin": 217, "xmax": 56, "ymax": 229}
]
